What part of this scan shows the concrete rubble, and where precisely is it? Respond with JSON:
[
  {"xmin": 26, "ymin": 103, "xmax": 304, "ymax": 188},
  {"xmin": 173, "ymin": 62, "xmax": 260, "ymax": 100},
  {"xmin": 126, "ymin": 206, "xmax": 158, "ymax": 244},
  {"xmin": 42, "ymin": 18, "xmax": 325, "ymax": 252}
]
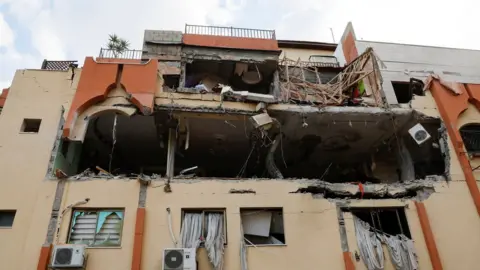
[{"xmin": 291, "ymin": 175, "xmax": 443, "ymax": 200}]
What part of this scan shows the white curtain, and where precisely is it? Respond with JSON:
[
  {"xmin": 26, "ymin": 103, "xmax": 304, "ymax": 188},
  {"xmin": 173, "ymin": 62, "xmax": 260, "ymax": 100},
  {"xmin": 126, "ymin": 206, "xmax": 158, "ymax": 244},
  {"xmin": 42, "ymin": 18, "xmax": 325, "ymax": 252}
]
[
  {"xmin": 384, "ymin": 235, "xmax": 419, "ymax": 270},
  {"xmin": 180, "ymin": 212, "xmax": 225, "ymax": 270},
  {"xmin": 354, "ymin": 216, "xmax": 385, "ymax": 270},
  {"xmin": 205, "ymin": 213, "xmax": 225, "ymax": 270},
  {"xmin": 180, "ymin": 213, "xmax": 203, "ymax": 249}
]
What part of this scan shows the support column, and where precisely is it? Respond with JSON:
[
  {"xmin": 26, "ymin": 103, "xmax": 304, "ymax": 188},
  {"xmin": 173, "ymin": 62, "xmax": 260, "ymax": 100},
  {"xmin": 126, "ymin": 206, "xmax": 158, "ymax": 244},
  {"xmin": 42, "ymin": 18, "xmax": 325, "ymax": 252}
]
[
  {"xmin": 415, "ymin": 201, "xmax": 443, "ymax": 270},
  {"xmin": 166, "ymin": 128, "xmax": 177, "ymax": 178},
  {"xmin": 131, "ymin": 177, "xmax": 147, "ymax": 270},
  {"xmin": 396, "ymin": 138, "xmax": 415, "ymax": 182},
  {"xmin": 37, "ymin": 180, "xmax": 66, "ymax": 270},
  {"xmin": 131, "ymin": 207, "xmax": 146, "ymax": 270},
  {"xmin": 336, "ymin": 206, "xmax": 356, "ymax": 270}
]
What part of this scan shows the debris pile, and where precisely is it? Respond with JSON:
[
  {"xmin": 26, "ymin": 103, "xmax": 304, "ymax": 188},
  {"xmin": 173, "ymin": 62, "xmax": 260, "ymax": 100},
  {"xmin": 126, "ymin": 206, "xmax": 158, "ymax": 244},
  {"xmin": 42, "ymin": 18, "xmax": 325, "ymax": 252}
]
[{"xmin": 278, "ymin": 47, "xmax": 384, "ymax": 106}]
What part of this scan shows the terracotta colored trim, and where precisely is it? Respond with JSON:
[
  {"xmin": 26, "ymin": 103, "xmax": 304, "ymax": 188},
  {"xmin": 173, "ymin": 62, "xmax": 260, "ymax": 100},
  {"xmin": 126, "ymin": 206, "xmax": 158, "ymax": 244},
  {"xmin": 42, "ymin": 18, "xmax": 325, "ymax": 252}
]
[
  {"xmin": 63, "ymin": 57, "xmax": 158, "ymax": 138},
  {"xmin": 415, "ymin": 202, "xmax": 443, "ymax": 270},
  {"xmin": 131, "ymin": 208, "xmax": 146, "ymax": 270},
  {"xmin": 183, "ymin": 34, "xmax": 280, "ymax": 51},
  {"xmin": 37, "ymin": 244, "xmax": 53, "ymax": 270},
  {"xmin": 429, "ymin": 80, "xmax": 480, "ymax": 216},
  {"xmin": 343, "ymin": 251, "xmax": 356, "ymax": 270}
]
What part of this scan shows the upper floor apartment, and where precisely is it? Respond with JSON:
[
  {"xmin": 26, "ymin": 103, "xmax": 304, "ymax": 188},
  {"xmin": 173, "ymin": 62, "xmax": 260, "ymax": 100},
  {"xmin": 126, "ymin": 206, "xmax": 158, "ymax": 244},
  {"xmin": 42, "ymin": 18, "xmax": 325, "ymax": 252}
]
[{"xmin": 5, "ymin": 23, "xmax": 480, "ymax": 192}]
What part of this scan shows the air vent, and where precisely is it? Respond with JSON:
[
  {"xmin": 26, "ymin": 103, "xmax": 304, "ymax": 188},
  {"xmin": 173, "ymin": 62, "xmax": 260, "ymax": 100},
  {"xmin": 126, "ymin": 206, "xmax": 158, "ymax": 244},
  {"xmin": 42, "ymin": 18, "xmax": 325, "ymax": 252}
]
[{"xmin": 408, "ymin": 123, "xmax": 431, "ymax": 145}]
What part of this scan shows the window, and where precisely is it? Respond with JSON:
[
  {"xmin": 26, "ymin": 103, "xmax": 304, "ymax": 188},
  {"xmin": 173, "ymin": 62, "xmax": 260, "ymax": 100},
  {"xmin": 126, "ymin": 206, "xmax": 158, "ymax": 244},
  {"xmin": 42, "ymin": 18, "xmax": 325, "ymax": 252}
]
[
  {"xmin": 391, "ymin": 82, "xmax": 412, "ymax": 103},
  {"xmin": 241, "ymin": 208, "xmax": 285, "ymax": 245},
  {"xmin": 460, "ymin": 124, "xmax": 480, "ymax": 155},
  {"xmin": 0, "ymin": 210, "xmax": 16, "ymax": 227},
  {"xmin": 20, "ymin": 118, "xmax": 42, "ymax": 133},
  {"xmin": 67, "ymin": 209, "xmax": 124, "ymax": 247},
  {"xmin": 180, "ymin": 209, "xmax": 227, "ymax": 247},
  {"xmin": 351, "ymin": 207, "xmax": 411, "ymax": 238}
]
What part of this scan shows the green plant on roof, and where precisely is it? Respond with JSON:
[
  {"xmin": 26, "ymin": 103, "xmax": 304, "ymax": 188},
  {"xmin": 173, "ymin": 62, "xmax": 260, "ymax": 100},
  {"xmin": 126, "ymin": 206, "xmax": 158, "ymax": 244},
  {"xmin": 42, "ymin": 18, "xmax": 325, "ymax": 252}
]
[{"xmin": 107, "ymin": 34, "xmax": 130, "ymax": 58}]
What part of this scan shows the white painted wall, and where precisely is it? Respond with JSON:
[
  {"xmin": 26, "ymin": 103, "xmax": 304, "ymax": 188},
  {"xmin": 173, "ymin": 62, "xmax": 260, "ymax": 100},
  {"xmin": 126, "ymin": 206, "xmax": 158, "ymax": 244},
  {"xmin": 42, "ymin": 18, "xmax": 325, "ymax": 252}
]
[{"xmin": 355, "ymin": 40, "xmax": 480, "ymax": 105}]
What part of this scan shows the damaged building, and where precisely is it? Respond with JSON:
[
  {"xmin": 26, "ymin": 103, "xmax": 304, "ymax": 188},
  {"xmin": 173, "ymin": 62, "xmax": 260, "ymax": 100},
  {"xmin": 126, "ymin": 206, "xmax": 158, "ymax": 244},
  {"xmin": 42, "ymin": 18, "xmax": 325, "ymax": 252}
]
[{"xmin": 0, "ymin": 22, "xmax": 479, "ymax": 270}]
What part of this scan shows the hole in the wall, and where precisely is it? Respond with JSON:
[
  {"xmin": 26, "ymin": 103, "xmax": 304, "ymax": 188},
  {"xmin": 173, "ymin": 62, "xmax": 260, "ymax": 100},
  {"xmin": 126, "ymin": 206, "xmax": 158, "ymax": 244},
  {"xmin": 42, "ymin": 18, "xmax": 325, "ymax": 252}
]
[
  {"xmin": 20, "ymin": 118, "xmax": 42, "ymax": 133},
  {"xmin": 392, "ymin": 82, "xmax": 412, "ymax": 103},
  {"xmin": 163, "ymin": 75, "xmax": 180, "ymax": 90}
]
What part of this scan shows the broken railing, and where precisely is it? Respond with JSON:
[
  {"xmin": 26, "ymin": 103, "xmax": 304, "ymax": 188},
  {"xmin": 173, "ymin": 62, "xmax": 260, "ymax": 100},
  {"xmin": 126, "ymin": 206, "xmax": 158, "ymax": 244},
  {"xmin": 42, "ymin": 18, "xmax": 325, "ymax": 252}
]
[
  {"xmin": 185, "ymin": 24, "xmax": 276, "ymax": 40},
  {"xmin": 278, "ymin": 47, "xmax": 385, "ymax": 106}
]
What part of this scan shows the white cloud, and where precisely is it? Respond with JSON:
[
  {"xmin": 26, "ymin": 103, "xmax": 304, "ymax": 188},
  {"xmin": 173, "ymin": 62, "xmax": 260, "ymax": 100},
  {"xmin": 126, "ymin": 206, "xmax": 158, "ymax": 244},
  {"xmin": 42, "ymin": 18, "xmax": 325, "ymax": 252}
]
[
  {"xmin": 0, "ymin": 13, "xmax": 14, "ymax": 47},
  {"xmin": 0, "ymin": 0, "xmax": 478, "ymax": 89}
]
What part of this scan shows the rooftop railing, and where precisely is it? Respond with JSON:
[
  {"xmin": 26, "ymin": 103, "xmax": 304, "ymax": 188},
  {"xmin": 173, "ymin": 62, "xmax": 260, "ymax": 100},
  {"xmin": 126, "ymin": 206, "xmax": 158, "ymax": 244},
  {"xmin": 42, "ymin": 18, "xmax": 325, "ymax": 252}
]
[
  {"xmin": 98, "ymin": 48, "xmax": 143, "ymax": 59},
  {"xmin": 185, "ymin": 24, "xmax": 276, "ymax": 40}
]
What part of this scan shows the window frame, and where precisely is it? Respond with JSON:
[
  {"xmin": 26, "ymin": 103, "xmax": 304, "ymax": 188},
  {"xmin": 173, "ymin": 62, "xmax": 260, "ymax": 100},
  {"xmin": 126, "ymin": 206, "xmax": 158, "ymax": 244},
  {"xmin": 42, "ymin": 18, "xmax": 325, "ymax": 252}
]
[
  {"xmin": 349, "ymin": 207, "xmax": 411, "ymax": 238},
  {"xmin": 0, "ymin": 210, "xmax": 16, "ymax": 228},
  {"xmin": 460, "ymin": 125, "xmax": 480, "ymax": 156},
  {"xmin": 66, "ymin": 208, "xmax": 125, "ymax": 247},
  {"xmin": 181, "ymin": 208, "xmax": 227, "ymax": 245},
  {"xmin": 240, "ymin": 207, "xmax": 286, "ymax": 247}
]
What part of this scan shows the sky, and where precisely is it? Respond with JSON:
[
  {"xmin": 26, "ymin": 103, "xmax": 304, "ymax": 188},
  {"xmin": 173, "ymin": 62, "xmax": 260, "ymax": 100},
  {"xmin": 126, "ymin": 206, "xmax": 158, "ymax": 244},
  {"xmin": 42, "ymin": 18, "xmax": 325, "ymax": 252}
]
[{"xmin": 0, "ymin": 0, "xmax": 478, "ymax": 90}]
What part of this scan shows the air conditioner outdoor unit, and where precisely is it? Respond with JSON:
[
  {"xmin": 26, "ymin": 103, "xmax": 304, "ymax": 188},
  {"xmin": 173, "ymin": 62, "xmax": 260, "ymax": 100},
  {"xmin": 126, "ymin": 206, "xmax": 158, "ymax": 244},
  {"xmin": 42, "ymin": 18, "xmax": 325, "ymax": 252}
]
[
  {"xmin": 50, "ymin": 244, "xmax": 86, "ymax": 269},
  {"xmin": 163, "ymin": 248, "xmax": 196, "ymax": 270},
  {"xmin": 408, "ymin": 123, "xmax": 431, "ymax": 145}
]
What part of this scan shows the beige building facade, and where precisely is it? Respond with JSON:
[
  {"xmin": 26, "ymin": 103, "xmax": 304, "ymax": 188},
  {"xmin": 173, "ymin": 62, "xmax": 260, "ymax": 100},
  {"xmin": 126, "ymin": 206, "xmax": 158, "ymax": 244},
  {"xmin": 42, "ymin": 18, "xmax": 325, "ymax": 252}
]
[{"xmin": 1, "ymin": 24, "xmax": 480, "ymax": 270}]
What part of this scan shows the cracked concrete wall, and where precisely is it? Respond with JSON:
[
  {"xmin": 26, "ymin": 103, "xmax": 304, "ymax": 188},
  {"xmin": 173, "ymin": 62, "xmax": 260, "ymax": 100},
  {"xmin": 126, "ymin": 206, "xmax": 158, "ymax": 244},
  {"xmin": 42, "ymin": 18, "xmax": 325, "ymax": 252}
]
[{"xmin": 0, "ymin": 69, "xmax": 77, "ymax": 269}]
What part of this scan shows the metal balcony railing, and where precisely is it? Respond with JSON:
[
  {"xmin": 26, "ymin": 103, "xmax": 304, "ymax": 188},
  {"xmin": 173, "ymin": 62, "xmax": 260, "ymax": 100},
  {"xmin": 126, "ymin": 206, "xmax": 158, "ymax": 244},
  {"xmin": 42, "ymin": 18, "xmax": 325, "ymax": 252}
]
[
  {"xmin": 98, "ymin": 48, "xmax": 143, "ymax": 59},
  {"xmin": 185, "ymin": 24, "xmax": 276, "ymax": 40}
]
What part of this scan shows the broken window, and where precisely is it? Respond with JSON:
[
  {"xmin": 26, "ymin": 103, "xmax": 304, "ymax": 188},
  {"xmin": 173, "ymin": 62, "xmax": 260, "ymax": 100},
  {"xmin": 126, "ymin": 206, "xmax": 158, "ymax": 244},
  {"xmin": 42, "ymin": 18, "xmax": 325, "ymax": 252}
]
[
  {"xmin": 184, "ymin": 60, "xmax": 276, "ymax": 95},
  {"xmin": 68, "ymin": 209, "xmax": 124, "ymax": 247},
  {"xmin": 460, "ymin": 124, "xmax": 480, "ymax": 155},
  {"xmin": 351, "ymin": 207, "xmax": 418, "ymax": 270},
  {"xmin": 180, "ymin": 209, "xmax": 227, "ymax": 247},
  {"xmin": 20, "ymin": 118, "xmax": 41, "ymax": 133},
  {"xmin": 351, "ymin": 207, "xmax": 411, "ymax": 238},
  {"xmin": 241, "ymin": 208, "xmax": 285, "ymax": 245},
  {"xmin": 0, "ymin": 210, "xmax": 16, "ymax": 227}
]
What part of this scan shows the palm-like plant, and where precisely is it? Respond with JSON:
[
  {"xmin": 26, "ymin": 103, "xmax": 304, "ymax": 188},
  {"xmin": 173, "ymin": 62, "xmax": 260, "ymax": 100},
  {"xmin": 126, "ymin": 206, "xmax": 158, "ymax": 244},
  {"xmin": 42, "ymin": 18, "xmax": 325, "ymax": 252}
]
[{"xmin": 107, "ymin": 34, "xmax": 130, "ymax": 58}]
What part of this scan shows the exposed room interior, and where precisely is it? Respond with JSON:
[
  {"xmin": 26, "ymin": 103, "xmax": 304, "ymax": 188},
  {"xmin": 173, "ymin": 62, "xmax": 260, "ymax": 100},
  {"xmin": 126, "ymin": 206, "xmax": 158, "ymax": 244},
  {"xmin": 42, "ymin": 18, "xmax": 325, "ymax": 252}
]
[
  {"xmin": 55, "ymin": 109, "xmax": 445, "ymax": 183},
  {"xmin": 184, "ymin": 60, "xmax": 277, "ymax": 94}
]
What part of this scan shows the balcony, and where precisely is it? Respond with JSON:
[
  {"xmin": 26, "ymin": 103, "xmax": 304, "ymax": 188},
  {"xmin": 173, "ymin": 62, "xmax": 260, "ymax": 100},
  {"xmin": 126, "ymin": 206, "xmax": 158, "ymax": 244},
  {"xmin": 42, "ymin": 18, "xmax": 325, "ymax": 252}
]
[
  {"xmin": 183, "ymin": 24, "xmax": 279, "ymax": 51},
  {"xmin": 185, "ymin": 24, "xmax": 276, "ymax": 40},
  {"xmin": 97, "ymin": 48, "xmax": 145, "ymax": 63}
]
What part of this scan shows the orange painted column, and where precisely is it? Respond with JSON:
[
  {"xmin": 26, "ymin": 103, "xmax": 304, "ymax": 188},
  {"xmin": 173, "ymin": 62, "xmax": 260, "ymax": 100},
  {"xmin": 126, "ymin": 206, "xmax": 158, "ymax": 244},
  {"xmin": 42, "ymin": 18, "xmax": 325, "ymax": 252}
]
[
  {"xmin": 343, "ymin": 251, "xmax": 356, "ymax": 270},
  {"xmin": 415, "ymin": 202, "xmax": 443, "ymax": 270},
  {"xmin": 131, "ymin": 208, "xmax": 146, "ymax": 270},
  {"xmin": 37, "ymin": 244, "xmax": 53, "ymax": 270},
  {"xmin": 429, "ymin": 80, "xmax": 480, "ymax": 216}
]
